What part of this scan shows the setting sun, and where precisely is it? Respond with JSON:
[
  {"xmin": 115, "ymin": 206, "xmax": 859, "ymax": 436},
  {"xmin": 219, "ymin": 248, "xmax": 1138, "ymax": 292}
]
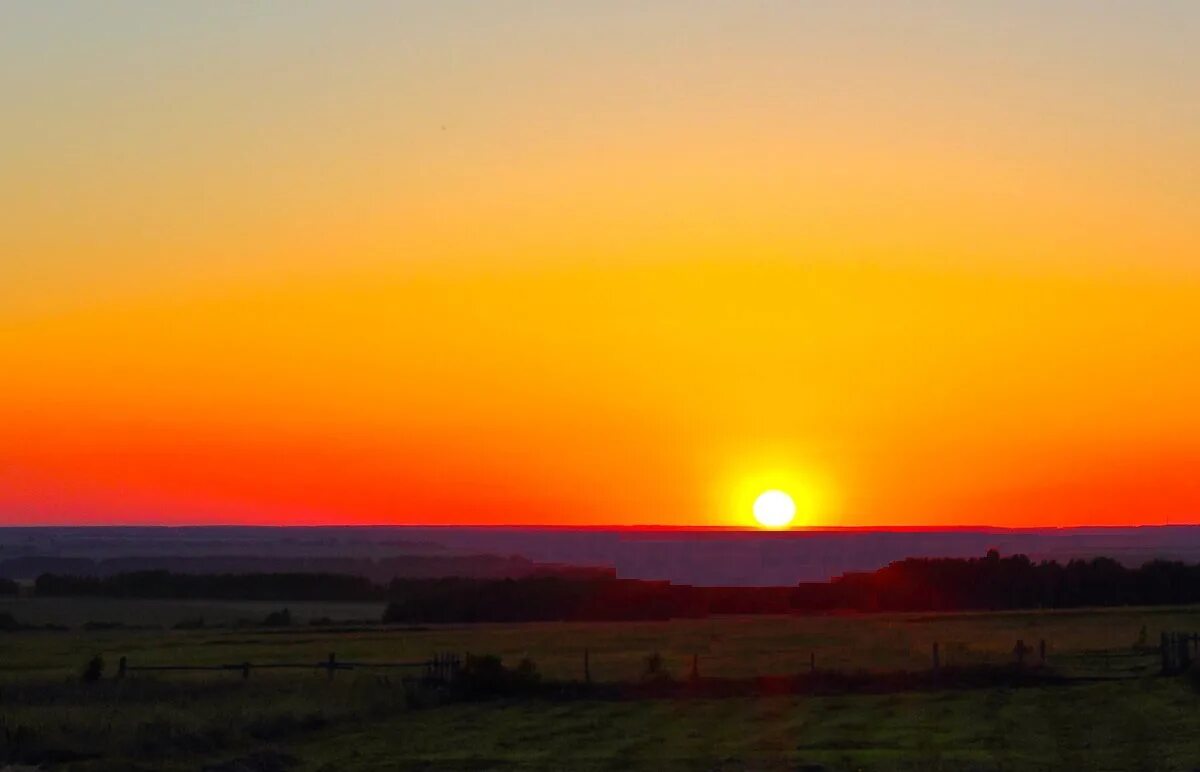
[{"xmin": 753, "ymin": 490, "xmax": 796, "ymax": 529}]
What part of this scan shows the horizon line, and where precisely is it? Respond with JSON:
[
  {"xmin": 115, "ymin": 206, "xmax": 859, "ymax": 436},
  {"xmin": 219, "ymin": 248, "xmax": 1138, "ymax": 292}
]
[{"xmin": 0, "ymin": 522, "xmax": 1196, "ymax": 532}]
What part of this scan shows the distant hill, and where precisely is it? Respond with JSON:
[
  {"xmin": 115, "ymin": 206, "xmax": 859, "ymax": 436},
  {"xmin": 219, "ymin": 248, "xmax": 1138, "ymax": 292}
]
[
  {"xmin": 4, "ymin": 525, "xmax": 1200, "ymax": 586},
  {"xmin": 0, "ymin": 553, "xmax": 612, "ymax": 583},
  {"xmin": 32, "ymin": 552, "xmax": 1200, "ymax": 621}
]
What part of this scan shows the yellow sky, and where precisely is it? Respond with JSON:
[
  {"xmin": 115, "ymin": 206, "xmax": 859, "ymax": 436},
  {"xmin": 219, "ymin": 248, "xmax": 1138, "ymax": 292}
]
[{"xmin": 2, "ymin": 2, "xmax": 1198, "ymax": 526}]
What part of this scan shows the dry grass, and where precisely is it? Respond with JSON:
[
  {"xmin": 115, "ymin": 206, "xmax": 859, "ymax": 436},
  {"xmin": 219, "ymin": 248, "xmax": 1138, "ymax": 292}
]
[{"xmin": 2, "ymin": 601, "xmax": 1200, "ymax": 769}]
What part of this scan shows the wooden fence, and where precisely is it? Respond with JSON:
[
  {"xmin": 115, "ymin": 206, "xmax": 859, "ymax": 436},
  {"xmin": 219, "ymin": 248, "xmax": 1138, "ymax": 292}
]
[
  {"xmin": 608, "ymin": 635, "xmax": 1174, "ymax": 684},
  {"xmin": 111, "ymin": 635, "xmax": 1199, "ymax": 687},
  {"xmin": 116, "ymin": 651, "xmax": 462, "ymax": 682},
  {"xmin": 1161, "ymin": 632, "xmax": 1200, "ymax": 675}
]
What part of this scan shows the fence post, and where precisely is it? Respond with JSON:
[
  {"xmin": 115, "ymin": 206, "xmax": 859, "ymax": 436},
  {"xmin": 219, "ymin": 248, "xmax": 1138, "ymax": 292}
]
[
  {"xmin": 118, "ymin": 656, "xmax": 127, "ymax": 679},
  {"xmin": 1162, "ymin": 632, "xmax": 1170, "ymax": 674},
  {"xmin": 810, "ymin": 652, "xmax": 815, "ymax": 674},
  {"xmin": 1014, "ymin": 640, "xmax": 1027, "ymax": 669},
  {"xmin": 1180, "ymin": 634, "xmax": 1191, "ymax": 671},
  {"xmin": 931, "ymin": 642, "xmax": 940, "ymax": 676},
  {"xmin": 327, "ymin": 652, "xmax": 336, "ymax": 681},
  {"xmin": 584, "ymin": 648, "xmax": 591, "ymax": 684},
  {"xmin": 242, "ymin": 662, "xmax": 250, "ymax": 680},
  {"xmin": 1038, "ymin": 640, "xmax": 1046, "ymax": 666},
  {"xmin": 690, "ymin": 653, "xmax": 699, "ymax": 681}
]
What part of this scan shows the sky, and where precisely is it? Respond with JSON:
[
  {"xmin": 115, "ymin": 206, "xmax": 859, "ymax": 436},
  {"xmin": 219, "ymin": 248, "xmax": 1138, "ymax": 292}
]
[{"xmin": 2, "ymin": 1, "xmax": 1199, "ymax": 528}]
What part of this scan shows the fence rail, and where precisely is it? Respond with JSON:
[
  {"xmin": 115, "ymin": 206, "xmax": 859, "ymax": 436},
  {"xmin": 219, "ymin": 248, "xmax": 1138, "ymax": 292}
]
[
  {"xmin": 116, "ymin": 652, "xmax": 462, "ymax": 681},
  {"xmin": 109, "ymin": 635, "xmax": 1199, "ymax": 688}
]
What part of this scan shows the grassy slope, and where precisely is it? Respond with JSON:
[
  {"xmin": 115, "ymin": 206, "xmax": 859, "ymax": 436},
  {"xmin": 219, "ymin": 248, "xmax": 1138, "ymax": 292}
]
[
  {"xmin": 0, "ymin": 596, "xmax": 386, "ymax": 628},
  {"xmin": 290, "ymin": 680, "xmax": 1200, "ymax": 771},
  {"xmin": 5, "ymin": 602, "xmax": 1199, "ymax": 680},
  {"xmin": 3, "ymin": 602, "xmax": 1200, "ymax": 769}
]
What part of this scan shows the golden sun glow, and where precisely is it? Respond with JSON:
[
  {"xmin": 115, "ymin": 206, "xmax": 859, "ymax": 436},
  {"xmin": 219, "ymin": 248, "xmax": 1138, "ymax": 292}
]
[
  {"xmin": 721, "ymin": 458, "xmax": 832, "ymax": 529},
  {"xmin": 3, "ymin": 4, "xmax": 1198, "ymax": 529},
  {"xmin": 753, "ymin": 490, "xmax": 796, "ymax": 529}
]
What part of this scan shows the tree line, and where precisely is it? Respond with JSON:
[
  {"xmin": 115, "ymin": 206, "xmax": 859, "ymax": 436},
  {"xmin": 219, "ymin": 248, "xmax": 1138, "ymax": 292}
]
[
  {"xmin": 30, "ymin": 552, "xmax": 1200, "ymax": 621},
  {"xmin": 32, "ymin": 571, "xmax": 793, "ymax": 619},
  {"xmin": 795, "ymin": 551, "xmax": 1200, "ymax": 611},
  {"xmin": 34, "ymin": 571, "xmax": 385, "ymax": 602},
  {"xmin": 381, "ymin": 578, "xmax": 796, "ymax": 622}
]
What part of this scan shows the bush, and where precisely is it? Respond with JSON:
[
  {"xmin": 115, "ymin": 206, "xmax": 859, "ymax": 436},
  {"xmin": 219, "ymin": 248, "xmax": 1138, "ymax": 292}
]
[
  {"xmin": 81, "ymin": 654, "xmax": 104, "ymax": 683},
  {"xmin": 513, "ymin": 657, "xmax": 541, "ymax": 687},
  {"xmin": 460, "ymin": 654, "xmax": 507, "ymax": 693},
  {"xmin": 0, "ymin": 612, "xmax": 19, "ymax": 632},
  {"xmin": 642, "ymin": 651, "xmax": 671, "ymax": 683},
  {"xmin": 457, "ymin": 654, "xmax": 542, "ymax": 697},
  {"xmin": 261, "ymin": 608, "xmax": 292, "ymax": 627}
]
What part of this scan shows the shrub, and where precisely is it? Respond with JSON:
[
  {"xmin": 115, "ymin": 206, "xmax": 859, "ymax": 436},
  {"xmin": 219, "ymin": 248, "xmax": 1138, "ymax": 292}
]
[
  {"xmin": 81, "ymin": 654, "xmax": 104, "ymax": 683},
  {"xmin": 456, "ymin": 654, "xmax": 542, "ymax": 697},
  {"xmin": 513, "ymin": 657, "xmax": 541, "ymax": 687},
  {"xmin": 642, "ymin": 651, "xmax": 671, "ymax": 682},
  {"xmin": 460, "ymin": 654, "xmax": 507, "ymax": 693},
  {"xmin": 261, "ymin": 608, "xmax": 292, "ymax": 627}
]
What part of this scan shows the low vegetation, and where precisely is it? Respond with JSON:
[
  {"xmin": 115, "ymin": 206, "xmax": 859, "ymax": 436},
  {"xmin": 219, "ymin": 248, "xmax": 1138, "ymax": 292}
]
[
  {"xmin": 0, "ymin": 601, "xmax": 1196, "ymax": 766},
  {"xmin": 4, "ymin": 567, "xmax": 1200, "ymax": 769},
  {"xmin": 28, "ymin": 553, "xmax": 1200, "ymax": 625}
]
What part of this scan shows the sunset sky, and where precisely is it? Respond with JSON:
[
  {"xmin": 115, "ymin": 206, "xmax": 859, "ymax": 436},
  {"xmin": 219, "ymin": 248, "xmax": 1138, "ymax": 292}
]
[{"xmin": 3, "ymin": 1, "xmax": 1198, "ymax": 528}]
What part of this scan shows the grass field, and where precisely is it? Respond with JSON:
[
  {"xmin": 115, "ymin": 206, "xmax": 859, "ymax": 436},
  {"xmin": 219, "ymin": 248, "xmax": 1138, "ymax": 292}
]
[
  {"xmin": 3, "ymin": 600, "xmax": 1200, "ymax": 770},
  {"xmin": 0, "ymin": 596, "xmax": 387, "ymax": 629}
]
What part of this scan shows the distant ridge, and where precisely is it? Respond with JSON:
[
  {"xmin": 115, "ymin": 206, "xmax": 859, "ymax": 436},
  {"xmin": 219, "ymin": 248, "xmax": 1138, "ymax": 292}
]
[{"xmin": 3, "ymin": 525, "xmax": 1200, "ymax": 586}]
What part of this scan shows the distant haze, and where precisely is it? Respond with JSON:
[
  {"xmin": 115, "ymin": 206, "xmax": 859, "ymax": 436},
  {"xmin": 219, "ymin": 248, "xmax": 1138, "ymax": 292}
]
[{"xmin": 6, "ymin": 526, "xmax": 1200, "ymax": 586}]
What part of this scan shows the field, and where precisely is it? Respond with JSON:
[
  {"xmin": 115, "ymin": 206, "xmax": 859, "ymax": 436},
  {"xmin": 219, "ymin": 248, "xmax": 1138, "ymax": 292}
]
[{"xmin": 3, "ymin": 599, "xmax": 1200, "ymax": 770}]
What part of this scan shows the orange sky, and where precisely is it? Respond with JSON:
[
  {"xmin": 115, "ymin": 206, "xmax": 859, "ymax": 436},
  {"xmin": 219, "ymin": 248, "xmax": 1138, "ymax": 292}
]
[{"xmin": 2, "ymin": 2, "xmax": 1198, "ymax": 527}]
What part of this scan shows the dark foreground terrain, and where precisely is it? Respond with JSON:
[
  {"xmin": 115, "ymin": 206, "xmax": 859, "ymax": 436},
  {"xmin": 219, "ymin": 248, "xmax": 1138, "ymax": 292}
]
[{"xmin": 2, "ymin": 600, "xmax": 1200, "ymax": 770}]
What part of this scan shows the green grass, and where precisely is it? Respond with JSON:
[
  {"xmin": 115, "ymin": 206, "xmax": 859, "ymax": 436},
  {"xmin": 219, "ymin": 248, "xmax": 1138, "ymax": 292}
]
[
  {"xmin": 288, "ymin": 680, "xmax": 1200, "ymax": 771},
  {"xmin": 3, "ymin": 601, "xmax": 1200, "ymax": 770},
  {"xmin": 0, "ymin": 596, "xmax": 385, "ymax": 628},
  {"xmin": 5, "ymin": 600, "xmax": 1194, "ymax": 680}
]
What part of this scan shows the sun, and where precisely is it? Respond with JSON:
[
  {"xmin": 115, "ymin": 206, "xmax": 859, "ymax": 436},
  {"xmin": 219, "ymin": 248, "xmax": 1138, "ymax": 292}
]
[
  {"xmin": 721, "ymin": 457, "xmax": 833, "ymax": 528},
  {"xmin": 752, "ymin": 490, "xmax": 796, "ymax": 528}
]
